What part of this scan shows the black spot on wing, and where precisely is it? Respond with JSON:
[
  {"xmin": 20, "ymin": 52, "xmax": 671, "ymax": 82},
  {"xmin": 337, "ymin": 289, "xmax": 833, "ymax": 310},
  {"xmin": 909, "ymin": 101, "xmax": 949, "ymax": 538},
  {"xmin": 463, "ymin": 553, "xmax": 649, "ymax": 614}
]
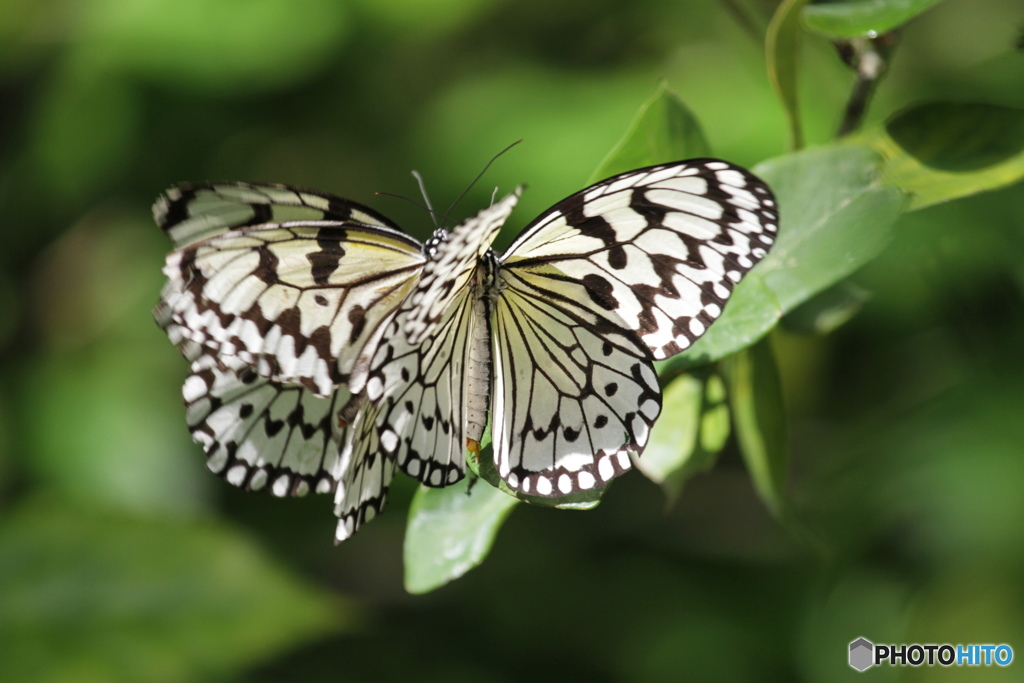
[
  {"xmin": 308, "ymin": 232, "xmax": 347, "ymax": 286},
  {"xmin": 256, "ymin": 247, "xmax": 282, "ymax": 285},
  {"xmin": 347, "ymin": 305, "xmax": 367, "ymax": 344},
  {"xmin": 582, "ymin": 274, "xmax": 617, "ymax": 311}
]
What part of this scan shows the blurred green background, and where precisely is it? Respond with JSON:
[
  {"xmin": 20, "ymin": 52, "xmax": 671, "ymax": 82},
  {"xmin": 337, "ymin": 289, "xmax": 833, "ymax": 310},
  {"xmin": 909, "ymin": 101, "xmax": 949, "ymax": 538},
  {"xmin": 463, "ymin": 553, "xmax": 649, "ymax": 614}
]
[{"xmin": 2, "ymin": 0, "xmax": 1023, "ymax": 681}]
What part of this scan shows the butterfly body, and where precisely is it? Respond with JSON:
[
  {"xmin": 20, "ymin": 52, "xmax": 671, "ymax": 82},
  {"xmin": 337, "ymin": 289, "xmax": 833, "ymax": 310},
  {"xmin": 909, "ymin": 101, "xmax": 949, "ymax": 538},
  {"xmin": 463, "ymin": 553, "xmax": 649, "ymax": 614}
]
[{"xmin": 155, "ymin": 160, "xmax": 778, "ymax": 542}]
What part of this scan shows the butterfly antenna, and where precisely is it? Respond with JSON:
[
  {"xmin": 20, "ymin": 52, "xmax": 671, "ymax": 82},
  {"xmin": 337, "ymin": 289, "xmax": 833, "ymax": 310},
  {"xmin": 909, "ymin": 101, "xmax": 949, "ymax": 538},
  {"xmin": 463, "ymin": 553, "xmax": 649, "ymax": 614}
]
[
  {"xmin": 490, "ymin": 186, "xmax": 499, "ymax": 206},
  {"xmin": 441, "ymin": 139, "xmax": 523, "ymax": 222},
  {"xmin": 411, "ymin": 170, "xmax": 440, "ymax": 229}
]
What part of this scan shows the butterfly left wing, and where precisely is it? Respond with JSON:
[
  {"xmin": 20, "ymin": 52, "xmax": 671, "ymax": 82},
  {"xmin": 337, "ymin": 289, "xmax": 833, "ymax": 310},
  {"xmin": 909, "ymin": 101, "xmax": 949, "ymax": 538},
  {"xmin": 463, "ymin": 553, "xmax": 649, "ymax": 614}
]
[
  {"xmin": 155, "ymin": 182, "xmax": 427, "ymax": 397},
  {"xmin": 335, "ymin": 285, "xmax": 489, "ymax": 541},
  {"xmin": 334, "ymin": 196, "xmax": 515, "ymax": 540}
]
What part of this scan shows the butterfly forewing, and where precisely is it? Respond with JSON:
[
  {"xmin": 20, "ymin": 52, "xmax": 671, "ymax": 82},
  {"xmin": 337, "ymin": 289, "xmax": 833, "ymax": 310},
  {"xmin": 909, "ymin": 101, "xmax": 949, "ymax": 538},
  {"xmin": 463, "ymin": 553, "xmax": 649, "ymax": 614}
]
[
  {"xmin": 156, "ymin": 183, "xmax": 427, "ymax": 396},
  {"xmin": 500, "ymin": 160, "xmax": 778, "ymax": 359},
  {"xmin": 155, "ymin": 181, "xmax": 405, "ymax": 248}
]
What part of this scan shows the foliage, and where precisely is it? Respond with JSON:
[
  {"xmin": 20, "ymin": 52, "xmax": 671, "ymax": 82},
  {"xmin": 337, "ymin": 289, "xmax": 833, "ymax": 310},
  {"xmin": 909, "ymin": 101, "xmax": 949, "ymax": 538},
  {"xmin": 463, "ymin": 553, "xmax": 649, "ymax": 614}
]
[{"xmin": 1, "ymin": 0, "xmax": 1023, "ymax": 680}]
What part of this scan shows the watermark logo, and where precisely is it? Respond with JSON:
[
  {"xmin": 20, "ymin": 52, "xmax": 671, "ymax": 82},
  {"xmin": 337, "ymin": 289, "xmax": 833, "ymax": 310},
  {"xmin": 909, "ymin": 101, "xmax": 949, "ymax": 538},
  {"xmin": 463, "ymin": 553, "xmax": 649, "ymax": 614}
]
[
  {"xmin": 849, "ymin": 638, "xmax": 874, "ymax": 672},
  {"xmin": 849, "ymin": 637, "xmax": 1013, "ymax": 671}
]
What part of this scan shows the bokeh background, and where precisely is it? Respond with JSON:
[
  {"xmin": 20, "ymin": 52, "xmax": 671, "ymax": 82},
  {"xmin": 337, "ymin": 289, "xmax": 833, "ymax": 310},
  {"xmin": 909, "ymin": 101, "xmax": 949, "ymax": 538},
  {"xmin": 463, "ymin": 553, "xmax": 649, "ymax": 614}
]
[{"xmin": 2, "ymin": 0, "xmax": 1023, "ymax": 680}]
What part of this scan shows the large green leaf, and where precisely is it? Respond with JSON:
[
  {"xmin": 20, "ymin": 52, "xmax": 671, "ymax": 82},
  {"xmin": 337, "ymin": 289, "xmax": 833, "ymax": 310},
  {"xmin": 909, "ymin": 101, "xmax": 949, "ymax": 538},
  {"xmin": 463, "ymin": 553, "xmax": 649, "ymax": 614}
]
[
  {"xmin": 664, "ymin": 143, "xmax": 907, "ymax": 371},
  {"xmin": 589, "ymin": 83, "xmax": 711, "ymax": 183},
  {"xmin": 404, "ymin": 477, "xmax": 520, "ymax": 594},
  {"xmin": 863, "ymin": 102, "xmax": 1024, "ymax": 210},
  {"xmin": 0, "ymin": 498, "xmax": 346, "ymax": 683},
  {"xmin": 803, "ymin": 0, "xmax": 944, "ymax": 39},
  {"xmin": 755, "ymin": 145, "xmax": 905, "ymax": 313},
  {"xmin": 766, "ymin": 0, "xmax": 810, "ymax": 150}
]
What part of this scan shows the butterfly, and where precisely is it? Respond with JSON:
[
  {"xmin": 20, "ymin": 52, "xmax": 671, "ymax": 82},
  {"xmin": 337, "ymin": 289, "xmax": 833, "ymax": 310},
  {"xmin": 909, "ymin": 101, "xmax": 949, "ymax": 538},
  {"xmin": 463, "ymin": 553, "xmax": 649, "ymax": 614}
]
[{"xmin": 154, "ymin": 159, "xmax": 778, "ymax": 542}]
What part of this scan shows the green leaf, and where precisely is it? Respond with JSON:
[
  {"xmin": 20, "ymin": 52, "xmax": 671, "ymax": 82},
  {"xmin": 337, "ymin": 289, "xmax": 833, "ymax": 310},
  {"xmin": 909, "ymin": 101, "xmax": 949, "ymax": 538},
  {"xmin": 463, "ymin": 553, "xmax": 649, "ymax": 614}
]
[
  {"xmin": 664, "ymin": 142, "xmax": 907, "ymax": 371},
  {"xmin": 722, "ymin": 338, "xmax": 789, "ymax": 517},
  {"xmin": 404, "ymin": 477, "xmax": 520, "ymax": 594},
  {"xmin": 766, "ymin": 0, "xmax": 810, "ymax": 150},
  {"xmin": 863, "ymin": 102, "xmax": 1024, "ymax": 210},
  {"xmin": 803, "ymin": 0, "xmax": 944, "ymax": 39},
  {"xmin": 0, "ymin": 498, "xmax": 346, "ymax": 683},
  {"xmin": 589, "ymin": 83, "xmax": 711, "ymax": 183},
  {"xmin": 757, "ymin": 145, "xmax": 905, "ymax": 312}
]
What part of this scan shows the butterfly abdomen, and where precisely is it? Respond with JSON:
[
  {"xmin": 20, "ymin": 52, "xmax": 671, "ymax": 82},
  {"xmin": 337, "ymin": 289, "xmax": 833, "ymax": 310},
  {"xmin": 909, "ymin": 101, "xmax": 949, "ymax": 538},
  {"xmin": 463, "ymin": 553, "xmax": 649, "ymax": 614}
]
[{"xmin": 464, "ymin": 259, "xmax": 493, "ymax": 449}]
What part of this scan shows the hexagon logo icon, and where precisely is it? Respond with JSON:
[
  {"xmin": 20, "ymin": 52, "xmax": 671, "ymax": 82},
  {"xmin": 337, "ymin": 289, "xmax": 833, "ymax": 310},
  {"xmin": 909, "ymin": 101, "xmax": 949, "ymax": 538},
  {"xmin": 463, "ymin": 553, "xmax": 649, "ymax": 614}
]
[{"xmin": 849, "ymin": 637, "xmax": 874, "ymax": 671}]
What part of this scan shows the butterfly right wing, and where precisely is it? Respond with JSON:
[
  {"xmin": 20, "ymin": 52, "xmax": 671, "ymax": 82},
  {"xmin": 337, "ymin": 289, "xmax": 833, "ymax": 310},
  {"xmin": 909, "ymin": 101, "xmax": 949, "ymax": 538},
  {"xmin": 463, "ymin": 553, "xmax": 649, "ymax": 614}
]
[{"xmin": 155, "ymin": 182, "xmax": 427, "ymax": 397}]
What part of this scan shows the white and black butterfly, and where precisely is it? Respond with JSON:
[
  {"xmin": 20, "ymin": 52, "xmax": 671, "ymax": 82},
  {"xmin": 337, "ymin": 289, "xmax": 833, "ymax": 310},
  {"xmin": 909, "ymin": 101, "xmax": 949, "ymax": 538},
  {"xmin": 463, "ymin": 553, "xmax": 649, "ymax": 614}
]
[{"xmin": 154, "ymin": 159, "xmax": 778, "ymax": 542}]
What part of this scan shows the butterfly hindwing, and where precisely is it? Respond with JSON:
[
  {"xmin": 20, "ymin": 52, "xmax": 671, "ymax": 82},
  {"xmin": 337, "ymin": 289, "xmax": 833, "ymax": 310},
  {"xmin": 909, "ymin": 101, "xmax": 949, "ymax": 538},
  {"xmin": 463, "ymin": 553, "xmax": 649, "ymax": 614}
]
[
  {"xmin": 490, "ymin": 266, "xmax": 661, "ymax": 496},
  {"xmin": 333, "ymin": 395, "xmax": 396, "ymax": 543},
  {"xmin": 183, "ymin": 352, "xmax": 349, "ymax": 497}
]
